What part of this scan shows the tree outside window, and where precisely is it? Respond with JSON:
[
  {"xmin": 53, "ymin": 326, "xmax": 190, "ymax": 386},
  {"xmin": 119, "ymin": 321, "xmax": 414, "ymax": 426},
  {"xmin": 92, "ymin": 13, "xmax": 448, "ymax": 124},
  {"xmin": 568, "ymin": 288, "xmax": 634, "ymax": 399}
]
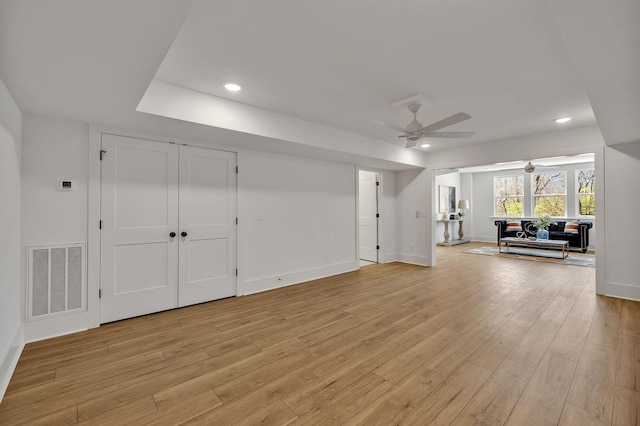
[
  {"xmin": 495, "ymin": 175, "xmax": 524, "ymax": 216},
  {"xmin": 533, "ymin": 172, "xmax": 566, "ymax": 217},
  {"xmin": 577, "ymin": 169, "xmax": 595, "ymax": 216}
]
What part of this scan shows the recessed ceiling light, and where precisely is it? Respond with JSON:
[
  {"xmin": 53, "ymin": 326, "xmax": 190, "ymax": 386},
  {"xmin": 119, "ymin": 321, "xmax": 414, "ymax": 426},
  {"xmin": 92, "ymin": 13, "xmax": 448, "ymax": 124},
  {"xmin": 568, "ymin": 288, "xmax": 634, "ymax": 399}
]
[
  {"xmin": 224, "ymin": 83, "xmax": 242, "ymax": 92},
  {"xmin": 420, "ymin": 143, "xmax": 430, "ymax": 148},
  {"xmin": 555, "ymin": 117, "xmax": 571, "ymax": 123}
]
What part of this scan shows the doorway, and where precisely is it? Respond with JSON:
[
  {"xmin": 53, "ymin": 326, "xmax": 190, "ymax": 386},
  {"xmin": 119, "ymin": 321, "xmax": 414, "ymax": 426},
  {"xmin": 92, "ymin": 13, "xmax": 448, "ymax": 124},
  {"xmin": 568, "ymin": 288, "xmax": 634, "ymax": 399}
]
[
  {"xmin": 99, "ymin": 134, "xmax": 237, "ymax": 323},
  {"xmin": 358, "ymin": 170, "xmax": 379, "ymax": 265}
]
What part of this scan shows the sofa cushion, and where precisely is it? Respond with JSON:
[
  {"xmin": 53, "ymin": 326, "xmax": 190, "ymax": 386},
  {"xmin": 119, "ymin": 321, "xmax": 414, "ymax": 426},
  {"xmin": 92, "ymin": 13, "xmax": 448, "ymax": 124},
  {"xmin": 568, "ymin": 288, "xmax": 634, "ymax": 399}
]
[
  {"xmin": 548, "ymin": 221, "xmax": 565, "ymax": 232},
  {"xmin": 506, "ymin": 220, "xmax": 522, "ymax": 231},
  {"xmin": 564, "ymin": 220, "xmax": 580, "ymax": 234}
]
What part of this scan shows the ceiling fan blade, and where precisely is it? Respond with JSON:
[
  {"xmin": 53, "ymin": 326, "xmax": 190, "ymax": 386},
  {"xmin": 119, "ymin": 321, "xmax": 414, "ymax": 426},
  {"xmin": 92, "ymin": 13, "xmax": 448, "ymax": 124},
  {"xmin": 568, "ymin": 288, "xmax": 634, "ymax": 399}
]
[
  {"xmin": 419, "ymin": 112, "xmax": 472, "ymax": 133},
  {"xmin": 359, "ymin": 135, "xmax": 404, "ymax": 143},
  {"xmin": 373, "ymin": 120, "xmax": 407, "ymax": 133},
  {"xmin": 421, "ymin": 131, "xmax": 476, "ymax": 139}
]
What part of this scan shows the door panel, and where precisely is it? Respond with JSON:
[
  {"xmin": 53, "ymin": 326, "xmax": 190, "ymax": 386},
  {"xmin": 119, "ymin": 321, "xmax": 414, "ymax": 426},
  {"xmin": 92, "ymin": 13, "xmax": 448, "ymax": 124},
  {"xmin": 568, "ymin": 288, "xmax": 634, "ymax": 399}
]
[
  {"xmin": 100, "ymin": 134, "xmax": 179, "ymax": 323},
  {"xmin": 179, "ymin": 146, "xmax": 237, "ymax": 307},
  {"xmin": 359, "ymin": 170, "xmax": 378, "ymax": 262}
]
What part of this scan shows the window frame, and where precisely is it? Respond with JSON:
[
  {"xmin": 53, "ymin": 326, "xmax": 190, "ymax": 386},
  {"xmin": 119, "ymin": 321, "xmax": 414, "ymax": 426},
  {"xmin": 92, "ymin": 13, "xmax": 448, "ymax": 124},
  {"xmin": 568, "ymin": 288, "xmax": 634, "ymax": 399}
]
[
  {"xmin": 576, "ymin": 168, "xmax": 595, "ymax": 218},
  {"xmin": 493, "ymin": 174, "xmax": 524, "ymax": 217},
  {"xmin": 531, "ymin": 170, "xmax": 567, "ymax": 218}
]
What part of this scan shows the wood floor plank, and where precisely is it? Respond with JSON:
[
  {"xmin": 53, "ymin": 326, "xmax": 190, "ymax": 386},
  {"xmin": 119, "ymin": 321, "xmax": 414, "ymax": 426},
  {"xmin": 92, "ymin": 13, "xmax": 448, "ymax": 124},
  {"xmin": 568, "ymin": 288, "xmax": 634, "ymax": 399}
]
[
  {"xmin": 506, "ymin": 319, "xmax": 561, "ymax": 367},
  {"xmin": 567, "ymin": 342, "xmax": 617, "ymax": 419},
  {"xmin": 451, "ymin": 358, "xmax": 535, "ymax": 426},
  {"xmin": 612, "ymin": 385, "xmax": 640, "ymax": 426},
  {"xmin": 398, "ymin": 361, "xmax": 492, "ymax": 425},
  {"xmin": 291, "ymin": 373, "xmax": 394, "ymax": 426},
  {"xmin": 343, "ymin": 366, "xmax": 445, "ymax": 425},
  {"xmin": 547, "ymin": 316, "xmax": 591, "ymax": 362},
  {"xmin": 506, "ymin": 354, "xmax": 577, "ymax": 426},
  {"xmin": 559, "ymin": 403, "xmax": 612, "ymax": 426},
  {"xmin": 616, "ymin": 333, "xmax": 640, "ymax": 392},
  {"xmin": 235, "ymin": 400, "xmax": 298, "ymax": 426},
  {"xmin": 2, "ymin": 243, "xmax": 634, "ymax": 425}
]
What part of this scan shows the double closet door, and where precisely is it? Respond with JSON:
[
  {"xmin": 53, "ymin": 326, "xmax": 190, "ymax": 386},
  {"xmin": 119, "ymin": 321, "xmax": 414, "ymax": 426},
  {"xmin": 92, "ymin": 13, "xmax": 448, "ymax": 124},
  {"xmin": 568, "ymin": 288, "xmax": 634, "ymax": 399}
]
[{"xmin": 100, "ymin": 134, "xmax": 237, "ymax": 323}]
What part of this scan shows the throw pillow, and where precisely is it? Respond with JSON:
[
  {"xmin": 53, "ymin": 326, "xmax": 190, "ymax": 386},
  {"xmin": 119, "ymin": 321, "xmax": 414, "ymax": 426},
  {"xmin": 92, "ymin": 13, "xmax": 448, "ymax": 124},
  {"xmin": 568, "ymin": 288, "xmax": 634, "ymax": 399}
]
[
  {"xmin": 564, "ymin": 220, "xmax": 580, "ymax": 234},
  {"xmin": 506, "ymin": 220, "xmax": 522, "ymax": 231}
]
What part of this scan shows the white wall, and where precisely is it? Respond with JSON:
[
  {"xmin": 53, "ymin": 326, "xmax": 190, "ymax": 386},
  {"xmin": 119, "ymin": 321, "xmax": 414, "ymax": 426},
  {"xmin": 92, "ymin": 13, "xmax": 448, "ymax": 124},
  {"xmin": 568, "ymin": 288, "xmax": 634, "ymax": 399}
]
[
  {"xmin": 600, "ymin": 142, "xmax": 640, "ymax": 299},
  {"xmin": 379, "ymin": 170, "xmax": 397, "ymax": 263},
  {"xmin": 466, "ymin": 162, "xmax": 596, "ymax": 247},
  {"xmin": 0, "ymin": 77, "xmax": 23, "ymax": 401},
  {"xmin": 238, "ymin": 150, "xmax": 358, "ymax": 294},
  {"xmin": 21, "ymin": 115, "xmax": 93, "ymax": 341},
  {"xmin": 396, "ymin": 168, "xmax": 431, "ymax": 265}
]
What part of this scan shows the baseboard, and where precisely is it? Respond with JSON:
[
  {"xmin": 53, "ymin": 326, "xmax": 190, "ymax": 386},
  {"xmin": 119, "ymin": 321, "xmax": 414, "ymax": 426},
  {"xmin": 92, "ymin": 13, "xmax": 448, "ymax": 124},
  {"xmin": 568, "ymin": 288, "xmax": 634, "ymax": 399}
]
[
  {"xmin": 598, "ymin": 281, "xmax": 640, "ymax": 302},
  {"xmin": 383, "ymin": 253, "xmax": 397, "ymax": 263},
  {"xmin": 395, "ymin": 253, "xmax": 430, "ymax": 267},
  {"xmin": 468, "ymin": 236, "xmax": 495, "ymax": 244},
  {"xmin": 241, "ymin": 261, "xmax": 359, "ymax": 295},
  {"xmin": 0, "ymin": 324, "xmax": 24, "ymax": 403}
]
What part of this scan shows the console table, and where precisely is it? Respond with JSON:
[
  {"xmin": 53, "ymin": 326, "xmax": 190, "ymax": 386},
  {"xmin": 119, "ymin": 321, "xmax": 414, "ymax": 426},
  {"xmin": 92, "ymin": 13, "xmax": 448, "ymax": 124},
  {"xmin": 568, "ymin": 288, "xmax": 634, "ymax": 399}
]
[{"xmin": 436, "ymin": 219, "xmax": 470, "ymax": 246}]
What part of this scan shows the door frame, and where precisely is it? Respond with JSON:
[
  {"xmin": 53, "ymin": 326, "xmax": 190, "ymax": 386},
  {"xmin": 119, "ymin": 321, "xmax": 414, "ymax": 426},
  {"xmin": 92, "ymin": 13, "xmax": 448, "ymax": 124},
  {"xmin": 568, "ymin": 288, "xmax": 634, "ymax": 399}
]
[
  {"xmin": 88, "ymin": 126, "xmax": 239, "ymax": 326},
  {"xmin": 356, "ymin": 168, "xmax": 382, "ymax": 265}
]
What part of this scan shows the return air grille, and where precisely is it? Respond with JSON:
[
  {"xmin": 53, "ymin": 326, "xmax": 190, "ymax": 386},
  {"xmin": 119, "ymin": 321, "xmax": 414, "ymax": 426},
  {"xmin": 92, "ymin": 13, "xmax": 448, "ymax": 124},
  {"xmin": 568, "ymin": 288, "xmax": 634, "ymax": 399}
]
[{"xmin": 27, "ymin": 243, "xmax": 86, "ymax": 321}]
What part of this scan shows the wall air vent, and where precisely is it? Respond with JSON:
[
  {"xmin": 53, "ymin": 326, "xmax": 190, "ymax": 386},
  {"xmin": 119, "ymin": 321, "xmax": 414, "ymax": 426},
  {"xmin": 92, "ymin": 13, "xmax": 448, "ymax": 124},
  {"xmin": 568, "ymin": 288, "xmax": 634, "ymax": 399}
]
[{"xmin": 27, "ymin": 243, "xmax": 87, "ymax": 321}]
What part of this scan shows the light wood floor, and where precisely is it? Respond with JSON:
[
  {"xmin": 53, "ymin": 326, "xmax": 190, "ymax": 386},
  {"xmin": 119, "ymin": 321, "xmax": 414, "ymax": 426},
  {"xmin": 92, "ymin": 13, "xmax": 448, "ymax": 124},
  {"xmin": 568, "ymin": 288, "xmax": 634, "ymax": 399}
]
[{"xmin": 2, "ymin": 242, "xmax": 639, "ymax": 425}]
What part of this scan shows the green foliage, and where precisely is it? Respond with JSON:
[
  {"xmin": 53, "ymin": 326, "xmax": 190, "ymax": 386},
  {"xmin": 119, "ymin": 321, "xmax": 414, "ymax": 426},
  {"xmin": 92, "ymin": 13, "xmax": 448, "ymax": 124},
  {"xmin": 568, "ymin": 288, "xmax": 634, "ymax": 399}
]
[
  {"xmin": 534, "ymin": 215, "xmax": 557, "ymax": 230},
  {"xmin": 496, "ymin": 198, "xmax": 522, "ymax": 216}
]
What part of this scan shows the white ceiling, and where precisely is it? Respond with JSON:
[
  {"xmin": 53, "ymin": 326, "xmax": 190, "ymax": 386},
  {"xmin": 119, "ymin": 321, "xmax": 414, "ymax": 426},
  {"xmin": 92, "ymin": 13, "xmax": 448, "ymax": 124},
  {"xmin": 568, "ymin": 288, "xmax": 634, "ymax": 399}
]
[{"xmin": 0, "ymin": 0, "xmax": 638, "ymax": 167}]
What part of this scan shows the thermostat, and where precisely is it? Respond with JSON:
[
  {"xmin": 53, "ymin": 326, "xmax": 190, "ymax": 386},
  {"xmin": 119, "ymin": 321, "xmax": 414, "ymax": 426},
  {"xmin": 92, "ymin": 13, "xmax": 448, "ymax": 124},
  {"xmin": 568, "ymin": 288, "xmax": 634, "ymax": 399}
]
[{"xmin": 57, "ymin": 179, "xmax": 77, "ymax": 192}]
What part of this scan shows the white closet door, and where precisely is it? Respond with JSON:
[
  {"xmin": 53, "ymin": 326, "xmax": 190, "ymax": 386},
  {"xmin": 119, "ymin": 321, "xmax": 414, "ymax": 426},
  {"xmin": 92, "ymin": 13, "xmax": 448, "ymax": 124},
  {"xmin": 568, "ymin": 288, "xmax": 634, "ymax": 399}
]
[
  {"xmin": 100, "ymin": 135, "xmax": 179, "ymax": 323},
  {"xmin": 359, "ymin": 170, "xmax": 378, "ymax": 262},
  {"xmin": 178, "ymin": 146, "xmax": 237, "ymax": 307}
]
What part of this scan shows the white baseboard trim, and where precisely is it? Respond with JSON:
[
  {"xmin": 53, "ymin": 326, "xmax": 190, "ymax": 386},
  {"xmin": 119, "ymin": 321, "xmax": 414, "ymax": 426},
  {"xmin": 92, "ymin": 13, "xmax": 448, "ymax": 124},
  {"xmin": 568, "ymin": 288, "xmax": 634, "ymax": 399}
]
[
  {"xmin": 241, "ymin": 261, "xmax": 359, "ymax": 296},
  {"xmin": 469, "ymin": 236, "xmax": 495, "ymax": 244},
  {"xmin": 395, "ymin": 253, "xmax": 430, "ymax": 267},
  {"xmin": 383, "ymin": 253, "xmax": 397, "ymax": 263},
  {"xmin": 0, "ymin": 324, "xmax": 24, "ymax": 403},
  {"xmin": 598, "ymin": 281, "xmax": 640, "ymax": 302}
]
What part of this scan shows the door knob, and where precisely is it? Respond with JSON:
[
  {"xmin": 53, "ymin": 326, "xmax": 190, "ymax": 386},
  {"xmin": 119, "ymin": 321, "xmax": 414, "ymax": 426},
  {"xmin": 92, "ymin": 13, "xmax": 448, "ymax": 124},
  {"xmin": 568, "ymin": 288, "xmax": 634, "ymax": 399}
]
[
  {"xmin": 181, "ymin": 231, "xmax": 188, "ymax": 237},
  {"xmin": 169, "ymin": 232, "xmax": 176, "ymax": 238}
]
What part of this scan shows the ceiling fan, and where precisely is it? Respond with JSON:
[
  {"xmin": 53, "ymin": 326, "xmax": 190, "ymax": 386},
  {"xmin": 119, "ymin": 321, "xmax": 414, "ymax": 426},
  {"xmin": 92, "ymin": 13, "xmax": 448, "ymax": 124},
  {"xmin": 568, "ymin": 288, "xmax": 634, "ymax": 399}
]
[
  {"xmin": 523, "ymin": 161, "xmax": 559, "ymax": 173},
  {"xmin": 375, "ymin": 103, "xmax": 475, "ymax": 148}
]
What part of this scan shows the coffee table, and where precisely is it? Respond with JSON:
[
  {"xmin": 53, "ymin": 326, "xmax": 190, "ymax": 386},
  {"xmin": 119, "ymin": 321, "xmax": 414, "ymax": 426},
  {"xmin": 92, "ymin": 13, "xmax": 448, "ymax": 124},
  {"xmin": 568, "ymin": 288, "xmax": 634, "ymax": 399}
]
[{"xmin": 499, "ymin": 237, "xmax": 569, "ymax": 259}]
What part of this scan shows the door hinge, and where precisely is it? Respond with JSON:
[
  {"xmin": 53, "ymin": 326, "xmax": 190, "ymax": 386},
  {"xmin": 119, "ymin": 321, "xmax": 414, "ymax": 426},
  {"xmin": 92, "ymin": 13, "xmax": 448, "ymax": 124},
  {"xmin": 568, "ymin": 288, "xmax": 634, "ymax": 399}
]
[
  {"xmin": 235, "ymin": 268, "xmax": 238, "ymax": 276},
  {"xmin": 98, "ymin": 289, "xmax": 102, "ymax": 298},
  {"xmin": 376, "ymin": 213, "xmax": 380, "ymax": 218},
  {"xmin": 99, "ymin": 220, "xmax": 102, "ymax": 229},
  {"xmin": 236, "ymin": 217, "xmax": 238, "ymax": 225},
  {"xmin": 100, "ymin": 150, "xmax": 106, "ymax": 161},
  {"xmin": 236, "ymin": 166, "xmax": 238, "ymax": 174},
  {"xmin": 376, "ymin": 181, "xmax": 380, "ymax": 186},
  {"xmin": 376, "ymin": 245, "xmax": 380, "ymax": 250}
]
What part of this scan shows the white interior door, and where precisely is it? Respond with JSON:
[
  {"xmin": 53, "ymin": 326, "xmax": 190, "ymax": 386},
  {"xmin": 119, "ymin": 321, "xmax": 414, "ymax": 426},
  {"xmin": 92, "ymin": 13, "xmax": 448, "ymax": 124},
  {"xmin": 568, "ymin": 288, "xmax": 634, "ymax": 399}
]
[
  {"xmin": 100, "ymin": 134, "xmax": 179, "ymax": 323},
  {"xmin": 178, "ymin": 146, "xmax": 237, "ymax": 307},
  {"xmin": 359, "ymin": 170, "xmax": 378, "ymax": 262}
]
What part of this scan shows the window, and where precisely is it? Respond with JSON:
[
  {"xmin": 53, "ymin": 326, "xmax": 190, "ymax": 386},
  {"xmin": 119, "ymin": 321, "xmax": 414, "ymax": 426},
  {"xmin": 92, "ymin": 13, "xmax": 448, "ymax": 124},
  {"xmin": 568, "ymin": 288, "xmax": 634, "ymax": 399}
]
[
  {"xmin": 533, "ymin": 171, "xmax": 566, "ymax": 216},
  {"xmin": 577, "ymin": 169, "xmax": 595, "ymax": 216},
  {"xmin": 495, "ymin": 175, "xmax": 524, "ymax": 216}
]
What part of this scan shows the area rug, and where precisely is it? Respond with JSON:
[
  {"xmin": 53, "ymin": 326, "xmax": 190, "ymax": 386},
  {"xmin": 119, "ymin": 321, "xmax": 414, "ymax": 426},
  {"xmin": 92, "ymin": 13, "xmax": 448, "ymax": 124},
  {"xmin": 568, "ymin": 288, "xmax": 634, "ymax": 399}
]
[{"xmin": 464, "ymin": 246, "xmax": 595, "ymax": 268}]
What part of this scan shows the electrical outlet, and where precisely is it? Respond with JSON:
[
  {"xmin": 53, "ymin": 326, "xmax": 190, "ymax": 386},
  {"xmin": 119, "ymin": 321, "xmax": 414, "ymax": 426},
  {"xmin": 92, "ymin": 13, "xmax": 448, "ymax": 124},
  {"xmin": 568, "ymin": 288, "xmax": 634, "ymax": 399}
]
[
  {"xmin": 325, "ymin": 252, "xmax": 330, "ymax": 261},
  {"xmin": 410, "ymin": 244, "xmax": 415, "ymax": 251}
]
